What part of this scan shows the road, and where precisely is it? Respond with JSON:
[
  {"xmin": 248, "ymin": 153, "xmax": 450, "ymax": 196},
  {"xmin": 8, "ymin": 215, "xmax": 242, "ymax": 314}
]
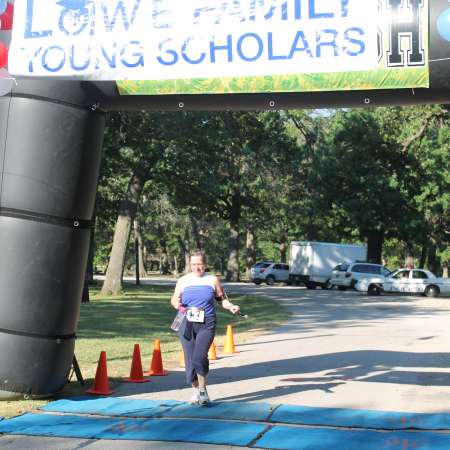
[{"xmin": 118, "ymin": 278, "xmax": 450, "ymax": 414}]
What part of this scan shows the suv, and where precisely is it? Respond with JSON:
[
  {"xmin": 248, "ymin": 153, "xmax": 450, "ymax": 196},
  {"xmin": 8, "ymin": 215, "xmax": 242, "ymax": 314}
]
[
  {"xmin": 250, "ymin": 262, "xmax": 290, "ymax": 285},
  {"xmin": 330, "ymin": 262, "xmax": 391, "ymax": 290}
]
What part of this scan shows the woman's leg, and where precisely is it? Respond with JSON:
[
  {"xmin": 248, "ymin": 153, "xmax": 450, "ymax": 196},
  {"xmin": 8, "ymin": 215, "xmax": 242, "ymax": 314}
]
[
  {"xmin": 180, "ymin": 334, "xmax": 201, "ymax": 403},
  {"xmin": 192, "ymin": 318, "xmax": 216, "ymax": 385},
  {"xmin": 180, "ymin": 333, "xmax": 196, "ymax": 386},
  {"xmin": 197, "ymin": 374, "xmax": 206, "ymax": 389},
  {"xmin": 181, "ymin": 317, "xmax": 215, "ymax": 403}
]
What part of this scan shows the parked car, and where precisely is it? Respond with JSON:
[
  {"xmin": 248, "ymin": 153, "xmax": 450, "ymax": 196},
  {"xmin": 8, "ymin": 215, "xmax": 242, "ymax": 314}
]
[
  {"xmin": 330, "ymin": 261, "xmax": 391, "ymax": 290},
  {"xmin": 355, "ymin": 268, "xmax": 450, "ymax": 297},
  {"xmin": 250, "ymin": 262, "xmax": 290, "ymax": 285}
]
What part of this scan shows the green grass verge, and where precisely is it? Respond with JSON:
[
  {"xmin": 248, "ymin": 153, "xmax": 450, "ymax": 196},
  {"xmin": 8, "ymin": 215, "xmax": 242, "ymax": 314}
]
[{"xmin": 0, "ymin": 282, "xmax": 289, "ymax": 418}]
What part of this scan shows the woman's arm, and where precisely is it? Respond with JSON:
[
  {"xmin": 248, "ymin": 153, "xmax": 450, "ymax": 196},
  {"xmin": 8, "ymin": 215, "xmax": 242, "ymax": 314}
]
[
  {"xmin": 214, "ymin": 276, "xmax": 240, "ymax": 314},
  {"xmin": 171, "ymin": 281, "xmax": 183, "ymax": 310}
]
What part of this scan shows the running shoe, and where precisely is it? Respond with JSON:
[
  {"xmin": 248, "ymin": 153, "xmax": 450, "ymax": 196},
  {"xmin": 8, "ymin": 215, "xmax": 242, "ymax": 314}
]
[{"xmin": 198, "ymin": 388, "xmax": 210, "ymax": 405}]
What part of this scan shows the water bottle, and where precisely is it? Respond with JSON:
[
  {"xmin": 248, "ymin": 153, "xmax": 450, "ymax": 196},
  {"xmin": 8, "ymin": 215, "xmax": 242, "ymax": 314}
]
[{"xmin": 170, "ymin": 310, "xmax": 185, "ymax": 332}]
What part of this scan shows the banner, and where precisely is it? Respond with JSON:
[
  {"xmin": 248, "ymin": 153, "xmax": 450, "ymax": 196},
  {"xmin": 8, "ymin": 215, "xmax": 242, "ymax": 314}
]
[{"xmin": 9, "ymin": 0, "xmax": 429, "ymax": 94}]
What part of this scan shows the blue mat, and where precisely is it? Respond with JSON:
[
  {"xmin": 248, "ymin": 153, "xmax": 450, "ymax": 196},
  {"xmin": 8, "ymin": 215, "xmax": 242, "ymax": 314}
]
[
  {"xmin": 145, "ymin": 401, "xmax": 273, "ymax": 421},
  {"xmin": 2, "ymin": 412, "xmax": 450, "ymax": 449},
  {"xmin": 42, "ymin": 397, "xmax": 181, "ymax": 417},
  {"xmin": 271, "ymin": 404, "xmax": 450, "ymax": 430},
  {"xmin": 41, "ymin": 397, "xmax": 450, "ymax": 431},
  {"xmin": 257, "ymin": 425, "xmax": 450, "ymax": 450},
  {"xmin": 42, "ymin": 397, "xmax": 273, "ymax": 422},
  {"xmin": 0, "ymin": 413, "xmax": 267, "ymax": 446},
  {"xmin": 0, "ymin": 413, "xmax": 115, "ymax": 439}
]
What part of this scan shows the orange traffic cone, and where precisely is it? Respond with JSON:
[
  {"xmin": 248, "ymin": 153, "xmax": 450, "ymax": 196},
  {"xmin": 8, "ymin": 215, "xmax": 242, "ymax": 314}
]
[
  {"xmin": 223, "ymin": 324, "xmax": 237, "ymax": 354},
  {"xmin": 208, "ymin": 341, "xmax": 218, "ymax": 360},
  {"xmin": 125, "ymin": 344, "xmax": 150, "ymax": 383},
  {"xmin": 146, "ymin": 339, "xmax": 168, "ymax": 376},
  {"xmin": 87, "ymin": 351, "xmax": 114, "ymax": 395},
  {"xmin": 179, "ymin": 350, "xmax": 185, "ymax": 367}
]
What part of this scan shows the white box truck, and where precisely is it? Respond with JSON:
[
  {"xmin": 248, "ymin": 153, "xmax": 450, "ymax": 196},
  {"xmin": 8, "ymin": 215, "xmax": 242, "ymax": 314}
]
[{"xmin": 289, "ymin": 241, "xmax": 367, "ymax": 289}]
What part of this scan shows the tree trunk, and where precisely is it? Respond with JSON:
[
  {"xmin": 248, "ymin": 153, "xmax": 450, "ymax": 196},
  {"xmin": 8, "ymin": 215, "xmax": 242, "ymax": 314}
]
[
  {"xmin": 134, "ymin": 236, "xmax": 140, "ymax": 286},
  {"xmin": 404, "ymin": 255, "xmax": 415, "ymax": 269},
  {"xmin": 177, "ymin": 229, "xmax": 190, "ymax": 273},
  {"xmin": 82, "ymin": 225, "xmax": 95, "ymax": 303},
  {"xmin": 246, "ymin": 228, "xmax": 256, "ymax": 279},
  {"xmin": 190, "ymin": 216, "xmax": 202, "ymax": 250},
  {"xmin": 134, "ymin": 217, "xmax": 147, "ymax": 276},
  {"xmin": 221, "ymin": 256, "xmax": 226, "ymax": 276},
  {"xmin": 101, "ymin": 211, "xmax": 134, "ymax": 294},
  {"xmin": 143, "ymin": 244, "xmax": 148, "ymax": 272},
  {"xmin": 184, "ymin": 234, "xmax": 190, "ymax": 273},
  {"xmin": 81, "ymin": 279, "xmax": 90, "ymax": 303},
  {"xmin": 101, "ymin": 171, "xmax": 146, "ymax": 295},
  {"xmin": 419, "ymin": 241, "xmax": 427, "ymax": 268},
  {"xmin": 427, "ymin": 243, "xmax": 439, "ymax": 275},
  {"xmin": 226, "ymin": 192, "xmax": 241, "ymax": 281},
  {"xmin": 159, "ymin": 240, "xmax": 170, "ymax": 274},
  {"xmin": 86, "ymin": 225, "xmax": 95, "ymax": 284},
  {"xmin": 366, "ymin": 229, "xmax": 384, "ymax": 264},
  {"xmin": 279, "ymin": 227, "xmax": 288, "ymax": 263},
  {"xmin": 227, "ymin": 226, "xmax": 240, "ymax": 281},
  {"xmin": 443, "ymin": 264, "xmax": 449, "ymax": 278}
]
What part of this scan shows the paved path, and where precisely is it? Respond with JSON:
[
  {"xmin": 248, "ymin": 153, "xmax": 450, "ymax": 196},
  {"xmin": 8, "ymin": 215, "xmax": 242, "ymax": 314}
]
[
  {"xmin": 0, "ymin": 436, "xmax": 248, "ymax": 450},
  {"xmin": 2, "ymin": 279, "xmax": 450, "ymax": 449},
  {"xmin": 120, "ymin": 279, "xmax": 450, "ymax": 414}
]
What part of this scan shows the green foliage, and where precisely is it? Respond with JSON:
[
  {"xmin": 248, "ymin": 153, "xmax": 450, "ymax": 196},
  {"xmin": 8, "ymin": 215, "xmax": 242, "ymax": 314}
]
[{"xmin": 94, "ymin": 106, "xmax": 450, "ymax": 275}]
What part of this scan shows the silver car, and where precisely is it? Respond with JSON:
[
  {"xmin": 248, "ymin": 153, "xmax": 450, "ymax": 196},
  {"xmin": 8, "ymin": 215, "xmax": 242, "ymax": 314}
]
[
  {"xmin": 250, "ymin": 262, "xmax": 290, "ymax": 285},
  {"xmin": 330, "ymin": 262, "xmax": 391, "ymax": 290}
]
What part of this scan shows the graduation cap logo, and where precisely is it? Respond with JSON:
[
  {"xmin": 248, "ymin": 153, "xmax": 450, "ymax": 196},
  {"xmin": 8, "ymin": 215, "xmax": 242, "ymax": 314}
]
[{"xmin": 56, "ymin": 0, "xmax": 91, "ymax": 11}]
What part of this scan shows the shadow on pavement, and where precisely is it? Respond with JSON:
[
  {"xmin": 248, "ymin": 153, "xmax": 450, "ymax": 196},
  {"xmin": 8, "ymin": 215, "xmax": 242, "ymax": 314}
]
[{"xmin": 113, "ymin": 349, "xmax": 450, "ymax": 404}]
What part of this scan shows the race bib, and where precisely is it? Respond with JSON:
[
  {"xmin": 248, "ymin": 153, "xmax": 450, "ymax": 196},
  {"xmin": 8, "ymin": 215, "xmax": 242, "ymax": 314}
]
[{"xmin": 186, "ymin": 307, "xmax": 205, "ymax": 323}]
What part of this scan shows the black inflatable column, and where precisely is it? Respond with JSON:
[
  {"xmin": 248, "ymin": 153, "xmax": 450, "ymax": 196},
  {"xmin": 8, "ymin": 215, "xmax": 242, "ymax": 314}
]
[{"xmin": 0, "ymin": 80, "xmax": 105, "ymax": 399}]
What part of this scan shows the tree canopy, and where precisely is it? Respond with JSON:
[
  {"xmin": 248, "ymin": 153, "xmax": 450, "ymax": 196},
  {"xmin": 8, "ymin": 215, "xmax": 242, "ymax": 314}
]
[{"xmin": 94, "ymin": 105, "xmax": 450, "ymax": 290}]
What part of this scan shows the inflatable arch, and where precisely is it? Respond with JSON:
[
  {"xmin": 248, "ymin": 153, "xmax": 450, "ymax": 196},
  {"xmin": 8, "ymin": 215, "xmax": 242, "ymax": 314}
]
[{"xmin": 0, "ymin": 0, "xmax": 449, "ymax": 398}]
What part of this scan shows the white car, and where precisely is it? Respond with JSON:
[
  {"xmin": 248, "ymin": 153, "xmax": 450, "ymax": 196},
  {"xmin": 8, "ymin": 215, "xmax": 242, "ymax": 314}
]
[
  {"xmin": 330, "ymin": 262, "xmax": 391, "ymax": 290},
  {"xmin": 355, "ymin": 268, "xmax": 450, "ymax": 297},
  {"xmin": 250, "ymin": 262, "xmax": 290, "ymax": 285}
]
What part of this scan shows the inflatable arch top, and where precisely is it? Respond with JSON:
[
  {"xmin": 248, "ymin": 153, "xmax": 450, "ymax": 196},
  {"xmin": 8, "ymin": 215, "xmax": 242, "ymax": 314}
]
[{"xmin": 0, "ymin": 0, "xmax": 450, "ymax": 110}]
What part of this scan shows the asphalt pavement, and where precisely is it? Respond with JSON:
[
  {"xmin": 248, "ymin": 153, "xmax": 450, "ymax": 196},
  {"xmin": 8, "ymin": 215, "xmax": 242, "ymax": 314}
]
[{"xmin": 119, "ymin": 279, "xmax": 450, "ymax": 413}]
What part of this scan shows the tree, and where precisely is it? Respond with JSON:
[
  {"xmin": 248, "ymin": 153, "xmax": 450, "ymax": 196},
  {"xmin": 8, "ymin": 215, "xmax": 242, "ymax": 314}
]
[
  {"xmin": 409, "ymin": 107, "xmax": 450, "ymax": 274},
  {"xmin": 316, "ymin": 109, "xmax": 416, "ymax": 262},
  {"xmin": 100, "ymin": 111, "xmax": 181, "ymax": 294},
  {"xmin": 161, "ymin": 111, "xmax": 298, "ymax": 280}
]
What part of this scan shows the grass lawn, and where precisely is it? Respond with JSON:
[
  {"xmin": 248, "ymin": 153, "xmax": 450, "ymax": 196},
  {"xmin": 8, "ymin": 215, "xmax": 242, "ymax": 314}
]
[{"xmin": 0, "ymin": 282, "xmax": 289, "ymax": 418}]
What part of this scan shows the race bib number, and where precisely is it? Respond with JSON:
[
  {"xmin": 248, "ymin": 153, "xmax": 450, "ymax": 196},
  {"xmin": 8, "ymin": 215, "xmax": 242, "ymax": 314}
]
[{"xmin": 186, "ymin": 308, "xmax": 205, "ymax": 323}]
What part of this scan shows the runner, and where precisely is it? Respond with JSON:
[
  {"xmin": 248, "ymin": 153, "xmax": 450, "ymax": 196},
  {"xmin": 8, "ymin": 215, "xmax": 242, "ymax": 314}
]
[{"xmin": 170, "ymin": 251, "xmax": 240, "ymax": 405}]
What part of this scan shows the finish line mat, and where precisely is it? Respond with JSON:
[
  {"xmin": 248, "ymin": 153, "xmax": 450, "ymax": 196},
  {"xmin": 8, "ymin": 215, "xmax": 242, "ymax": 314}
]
[
  {"xmin": 256, "ymin": 426, "xmax": 450, "ymax": 450},
  {"xmin": 0, "ymin": 413, "xmax": 267, "ymax": 447},
  {"xmin": 1, "ymin": 412, "xmax": 450, "ymax": 449},
  {"xmin": 42, "ymin": 397, "xmax": 273, "ymax": 422},
  {"xmin": 271, "ymin": 404, "xmax": 450, "ymax": 431},
  {"xmin": 41, "ymin": 397, "xmax": 450, "ymax": 431},
  {"xmin": 42, "ymin": 397, "xmax": 182, "ymax": 418}
]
